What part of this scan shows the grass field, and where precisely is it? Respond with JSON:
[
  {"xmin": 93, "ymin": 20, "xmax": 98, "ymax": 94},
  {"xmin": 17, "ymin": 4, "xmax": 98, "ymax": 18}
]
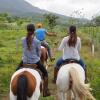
[{"xmin": 0, "ymin": 27, "xmax": 100, "ymax": 100}]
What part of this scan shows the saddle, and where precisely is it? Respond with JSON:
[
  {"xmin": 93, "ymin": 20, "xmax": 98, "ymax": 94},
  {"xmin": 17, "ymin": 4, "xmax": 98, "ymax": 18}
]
[
  {"xmin": 22, "ymin": 63, "xmax": 43, "ymax": 79},
  {"xmin": 23, "ymin": 63, "xmax": 38, "ymax": 69},
  {"xmin": 62, "ymin": 59, "xmax": 79, "ymax": 66}
]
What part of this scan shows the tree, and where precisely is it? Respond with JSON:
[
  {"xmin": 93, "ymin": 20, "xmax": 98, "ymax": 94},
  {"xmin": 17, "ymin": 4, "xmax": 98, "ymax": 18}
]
[
  {"xmin": 92, "ymin": 16, "xmax": 100, "ymax": 26},
  {"xmin": 43, "ymin": 13, "xmax": 58, "ymax": 31}
]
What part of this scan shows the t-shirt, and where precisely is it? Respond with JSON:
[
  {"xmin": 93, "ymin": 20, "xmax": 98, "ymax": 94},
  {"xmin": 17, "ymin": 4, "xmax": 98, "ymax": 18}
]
[
  {"xmin": 58, "ymin": 36, "xmax": 81, "ymax": 60},
  {"xmin": 35, "ymin": 28, "xmax": 47, "ymax": 41},
  {"xmin": 22, "ymin": 37, "xmax": 41, "ymax": 64}
]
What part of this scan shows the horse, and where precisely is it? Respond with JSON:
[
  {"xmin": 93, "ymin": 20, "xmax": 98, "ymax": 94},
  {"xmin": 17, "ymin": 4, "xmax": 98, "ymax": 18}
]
[
  {"xmin": 40, "ymin": 46, "xmax": 48, "ymax": 69},
  {"xmin": 56, "ymin": 63, "xmax": 95, "ymax": 100},
  {"xmin": 10, "ymin": 68, "xmax": 42, "ymax": 100}
]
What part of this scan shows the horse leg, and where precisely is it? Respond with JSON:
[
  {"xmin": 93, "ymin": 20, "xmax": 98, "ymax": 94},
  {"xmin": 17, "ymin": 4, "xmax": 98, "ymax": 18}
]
[
  {"xmin": 63, "ymin": 92, "xmax": 66, "ymax": 100},
  {"xmin": 45, "ymin": 61, "xmax": 48, "ymax": 70},
  {"xmin": 29, "ymin": 90, "xmax": 40, "ymax": 100},
  {"xmin": 66, "ymin": 90, "xmax": 73, "ymax": 100},
  {"xmin": 57, "ymin": 91, "xmax": 66, "ymax": 100},
  {"xmin": 57, "ymin": 91, "xmax": 63, "ymax": 100},
  {"xmin": 10, "ymin": 90, "xmax": 16, "ymax": 100},
  {"xmin": 45, "ymin": 50, "xmax": 48, "ymax": 70},
  {"xmin": 72, "ymin": 90, "xmax": 81, "ymax": 100}
]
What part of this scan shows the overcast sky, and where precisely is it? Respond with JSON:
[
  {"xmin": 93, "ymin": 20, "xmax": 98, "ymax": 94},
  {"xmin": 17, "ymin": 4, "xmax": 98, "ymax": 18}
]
[{"xmin": 25, "ymin": 0, "xmax": 100, "ymax": 19}]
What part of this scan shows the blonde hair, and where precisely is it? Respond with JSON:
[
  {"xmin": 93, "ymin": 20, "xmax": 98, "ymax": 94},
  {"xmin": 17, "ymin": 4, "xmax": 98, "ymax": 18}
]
[{"xmin": 36, "ymin": 23, "xmax": 43, "ymax": 28}]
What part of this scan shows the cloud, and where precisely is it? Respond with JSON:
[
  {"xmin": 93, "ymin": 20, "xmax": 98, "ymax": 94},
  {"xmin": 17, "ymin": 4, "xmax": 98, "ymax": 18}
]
[{"xmin": 25, "ymin": 0, "xmax": 100, "ymax": 19}]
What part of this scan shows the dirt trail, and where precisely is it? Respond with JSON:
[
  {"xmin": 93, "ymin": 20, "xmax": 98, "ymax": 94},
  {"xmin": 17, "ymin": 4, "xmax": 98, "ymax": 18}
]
[
  {"xmin": 0, "ymin": 63, "xmax": 57, "ymax": 100},
  {"xmin": 1, "ymin": 96, "xmax": 8, "ymax": 100}
]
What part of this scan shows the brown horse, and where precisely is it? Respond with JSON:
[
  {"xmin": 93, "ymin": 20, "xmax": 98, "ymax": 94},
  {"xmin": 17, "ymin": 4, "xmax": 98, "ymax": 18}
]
[
  {"xmin": 41, "ymin": 46, "xmax": 48, "ymax": 69},
  {"xmin": 10, "ymin": 68, "xmax": 41, "ymax": 100}
]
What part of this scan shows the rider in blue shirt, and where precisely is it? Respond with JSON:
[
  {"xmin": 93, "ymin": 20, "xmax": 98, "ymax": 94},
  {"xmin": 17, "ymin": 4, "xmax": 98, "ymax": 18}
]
[
  {"xmin": 35, "ymin": 23, "xmax": 55, "ymax": 61},
  {"xmin": 35, "ymin": 28, "xmax": 46, "ymax": 41}
]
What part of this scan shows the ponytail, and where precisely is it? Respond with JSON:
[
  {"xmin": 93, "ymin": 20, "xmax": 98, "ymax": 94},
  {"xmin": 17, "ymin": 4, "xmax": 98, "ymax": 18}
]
[
  {"xmin": 26, "ymin": 33, "xmax": 33, "ymax": 50},
  {"xmin": 26, "ymin": 24, "xmax": 35, "ymax": 50},
  {"xmin": 68, "ymin": 26, "xmax": 77, "ymax": 47}
]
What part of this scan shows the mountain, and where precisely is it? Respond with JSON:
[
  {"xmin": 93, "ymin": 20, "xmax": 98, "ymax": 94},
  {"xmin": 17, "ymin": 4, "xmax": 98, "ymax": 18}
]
[
  {"xmin": 0, "ymin": 0, "xmax": 89, "ymax": 24},
  {"xmin": 0, "ymin": 0, "xmax": 47, "ymax": 15}
]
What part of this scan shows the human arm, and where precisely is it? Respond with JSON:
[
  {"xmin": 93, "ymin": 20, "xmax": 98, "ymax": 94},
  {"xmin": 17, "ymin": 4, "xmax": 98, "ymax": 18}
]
[
  {"xmin": 46, "ymin": 31, "xmax": 56, "ymax": 36},
  {"xmin": 57, "ymin": 37, "xmax": 66, "ymax": 51},
  {"xmin": 36, "ymin": 41, "xmax": 41, "ymax": 57},
  {"xmin": 77, "ymin": 38, "xmax": 81, "ymax": 53}
]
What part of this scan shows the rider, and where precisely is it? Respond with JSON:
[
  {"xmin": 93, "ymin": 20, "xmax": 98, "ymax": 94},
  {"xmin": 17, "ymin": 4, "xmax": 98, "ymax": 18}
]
[
  {"xmin": 17, "ymin": 24, "xmax": 51, "ymax": 97},
  {"xmin": 53, "ymin": 25, "xmax": 85, "ymax": 83},
  {"xmin": 35, "ymin": 23, "xmax": 55, "ymax": 61}
]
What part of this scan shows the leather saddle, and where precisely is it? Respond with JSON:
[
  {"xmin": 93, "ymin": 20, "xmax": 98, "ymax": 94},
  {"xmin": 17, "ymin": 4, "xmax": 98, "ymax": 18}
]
[
  {"xmin": 22, "ymin": 63, "xmax": 43, "ymax": 79},
  {"xmin": 62, "ymin": 59, "xmax": 79, "ymax": 66}
]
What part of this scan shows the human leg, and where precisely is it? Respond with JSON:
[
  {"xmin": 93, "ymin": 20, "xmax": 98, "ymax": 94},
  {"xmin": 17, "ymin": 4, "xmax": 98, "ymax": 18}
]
[
  {"xmin": 78, "ymin": 59, "xmax": 85, "ymax": 70},
  {"xmin": 41, "ymin": 41, "xmax": 55, "ymax": 61},
  {"xmin": 53, "ymin": 57, "xmax": 64, "ymax": 83},
  {"xmin": 78, "ymin": 59, "xmax": 87, "ymax": 82},
  {"xmin": 36, "ymin": 61, "xmax": 51, "ymax": 97}
]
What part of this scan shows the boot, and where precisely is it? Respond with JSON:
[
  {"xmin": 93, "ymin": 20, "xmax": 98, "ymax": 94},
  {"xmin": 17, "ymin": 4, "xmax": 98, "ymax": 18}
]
[
  {"xmin": 52, "ymin": 68, "xmax": 59, "ymax": 84},
  {"xmin": 43, "ymin": 77, "xmax": 51, "ymax": 97}
]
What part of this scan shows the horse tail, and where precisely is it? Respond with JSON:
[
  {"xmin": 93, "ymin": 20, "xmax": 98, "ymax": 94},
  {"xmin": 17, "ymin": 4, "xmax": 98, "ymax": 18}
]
[
  {"xmin": 69, "ymin": 67, "xmax": 95, "ymax": 100},
  {"xmin": 17, "ymin": 74, "xmax": 28, "ymax": 100}
]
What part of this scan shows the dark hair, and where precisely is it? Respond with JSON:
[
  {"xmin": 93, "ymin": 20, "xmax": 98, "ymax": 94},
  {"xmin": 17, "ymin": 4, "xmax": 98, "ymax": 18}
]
[
  {"xmin": 68, "ymin": 25, "xmax": 77, "ymax": 47},
  {"xmin": 26, "ymin": 24, "xmax": 35, "ymax": 50},
  {"xmin": 27, "ymin": 24, "xmax": 35, "ymax": 32}
]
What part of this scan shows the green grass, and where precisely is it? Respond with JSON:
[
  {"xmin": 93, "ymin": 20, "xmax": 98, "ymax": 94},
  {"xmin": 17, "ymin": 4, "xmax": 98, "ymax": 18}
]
[{"xmin": 0, "ymin": 27, "xmax": 100, "ymax": 99}]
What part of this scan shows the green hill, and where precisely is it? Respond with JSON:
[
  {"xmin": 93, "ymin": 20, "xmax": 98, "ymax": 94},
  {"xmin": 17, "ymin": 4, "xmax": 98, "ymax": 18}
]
[
  {"xmin": 0, "ymin": 0, "xmax": 47, "ymax": 15},
  {"xmin": 0, "ymin": 0, "xmax": 89, "ymax": 24}
]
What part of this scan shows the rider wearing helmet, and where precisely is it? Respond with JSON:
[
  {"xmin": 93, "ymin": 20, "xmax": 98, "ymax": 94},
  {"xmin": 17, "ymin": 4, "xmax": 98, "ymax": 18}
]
[{"xmin": 35, "ymin": 23, "xmax": 55, "ymax": 61}]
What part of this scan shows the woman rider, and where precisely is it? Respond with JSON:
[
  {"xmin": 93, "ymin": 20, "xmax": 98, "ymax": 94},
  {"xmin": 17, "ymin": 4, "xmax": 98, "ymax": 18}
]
[
  {"xmin": 17, "ymin": 24, "xmax": 51, "ymax": 97},
  {"xmin": 53, "ymin": 25, "xmax": 85, "ymax": 83}
]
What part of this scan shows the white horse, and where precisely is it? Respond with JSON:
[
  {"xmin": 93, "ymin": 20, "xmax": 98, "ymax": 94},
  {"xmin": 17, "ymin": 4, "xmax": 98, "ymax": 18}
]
[
  {"xmin": 56, "ymin": 63, "xmax": 95, "ymax": 100},
  {"xmin": 10, "ymin": 68, "xmax": 42, "ymax": 100}
]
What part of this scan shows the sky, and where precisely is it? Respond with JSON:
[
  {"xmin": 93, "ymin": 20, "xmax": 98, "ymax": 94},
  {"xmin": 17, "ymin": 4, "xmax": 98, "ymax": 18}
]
[{"xmin": 25, "ymin": 0, "xmax": 100, "ymax": 19}]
